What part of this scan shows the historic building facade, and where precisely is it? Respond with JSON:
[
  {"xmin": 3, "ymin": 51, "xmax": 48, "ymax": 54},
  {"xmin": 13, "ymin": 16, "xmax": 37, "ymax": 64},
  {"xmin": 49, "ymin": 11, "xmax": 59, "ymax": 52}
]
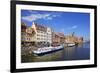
[
  {"xmin": 21, "ymin": 22, "xmax": 83, "ymax": 47},
  {"xmin": 31, "ymin": 22, "xmax": 52, "ymax": 46},
  {"xmin": 21, "ymin": 22, "xmax": 35, "ymax": 46},
  {"xmin": 65, "ymin": 33, "xmax": 83, "ymax": 44},
  {"xmin": 52, "ymin": 32, "xmax": 65, "ymax": 46}
]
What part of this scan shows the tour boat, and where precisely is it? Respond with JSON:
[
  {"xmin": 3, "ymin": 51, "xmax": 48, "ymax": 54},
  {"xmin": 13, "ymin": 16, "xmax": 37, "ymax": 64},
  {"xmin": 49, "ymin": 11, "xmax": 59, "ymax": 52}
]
[
  {"xmin": 63, "ymin": 43, "xmax": 76, "ymax": 47},
  {"xmin": 33, "ymin": 45, "xmax": 64, "ymax": 56},
  {"xmin": 67, "ymin": 43, "xmax": 76, "ymax": 47}
]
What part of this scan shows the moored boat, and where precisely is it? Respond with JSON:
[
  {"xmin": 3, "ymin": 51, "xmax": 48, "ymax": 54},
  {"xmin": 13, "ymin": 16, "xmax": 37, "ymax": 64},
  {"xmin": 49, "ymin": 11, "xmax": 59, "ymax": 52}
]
[
  {"xmin": 67, "ymin": 43, "xmax": 75, "ymax": 47},
  {"xmin": 33, "ymin": 45, "xmax": 64, "ymax": 56},
  {"xmin": 63, "ymin": 42, "xmax": 76, "ymax": 47}
]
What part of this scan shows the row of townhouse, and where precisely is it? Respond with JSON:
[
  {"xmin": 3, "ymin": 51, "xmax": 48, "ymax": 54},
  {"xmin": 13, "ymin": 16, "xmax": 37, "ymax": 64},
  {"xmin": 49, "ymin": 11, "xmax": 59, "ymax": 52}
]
[
  {"xmin": 21, "ymin": 22, "xmax": 83, "ymax": 47},
  {"xmin": 52, "ymin": 32, "xmax": 65, "ymax": 46},
  {"xmin": 21, "ymin": 22, "xmax": 53, "ymax": 46}
]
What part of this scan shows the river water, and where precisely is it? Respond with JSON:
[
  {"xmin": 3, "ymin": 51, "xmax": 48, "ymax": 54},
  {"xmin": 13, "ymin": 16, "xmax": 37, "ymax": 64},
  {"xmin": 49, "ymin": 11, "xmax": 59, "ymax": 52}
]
[{"xmin": 21, "ymin": 42, "xmax": 90, "ymax": 63}]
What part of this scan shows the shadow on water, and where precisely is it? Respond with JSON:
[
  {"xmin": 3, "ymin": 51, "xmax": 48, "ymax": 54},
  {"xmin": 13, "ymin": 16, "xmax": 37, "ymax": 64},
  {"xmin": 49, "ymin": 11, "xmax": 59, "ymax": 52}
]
[{"xmin": 21, "ymin": 42, "xmax": 90, "ymax": 63}]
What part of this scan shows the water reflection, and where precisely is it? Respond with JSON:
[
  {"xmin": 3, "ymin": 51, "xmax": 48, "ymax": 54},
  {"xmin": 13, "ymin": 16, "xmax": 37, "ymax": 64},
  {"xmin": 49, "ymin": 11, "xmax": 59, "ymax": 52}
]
[{"xmin": 22, "ymin": 42, "xmax": 90, "ymax": 63}]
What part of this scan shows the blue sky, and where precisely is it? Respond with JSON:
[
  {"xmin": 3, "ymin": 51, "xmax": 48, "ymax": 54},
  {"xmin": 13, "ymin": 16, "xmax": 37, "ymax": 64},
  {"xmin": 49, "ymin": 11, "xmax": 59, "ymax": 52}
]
[{"xmin": 21, "ymin": 10, "xmax": 90, "ymax": 40}]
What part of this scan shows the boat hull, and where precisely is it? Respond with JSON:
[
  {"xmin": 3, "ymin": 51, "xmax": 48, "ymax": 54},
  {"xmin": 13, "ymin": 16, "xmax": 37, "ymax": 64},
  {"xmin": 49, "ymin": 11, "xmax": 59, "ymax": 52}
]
[
  {"xmin": 63, "ymin": 43, "xmax": 76, "ymax": 47},
  {"xmin": 67, "ymin": 44, "xmax": 75, "ymax": 47},
  {"xmin": 33, "ymin": 47, "xmax": 63, "ymax": 56}
]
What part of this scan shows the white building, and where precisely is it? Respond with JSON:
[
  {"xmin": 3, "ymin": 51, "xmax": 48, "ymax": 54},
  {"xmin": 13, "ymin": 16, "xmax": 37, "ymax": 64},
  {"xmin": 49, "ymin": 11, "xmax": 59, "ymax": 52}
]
[{"xmin": 31, "ymin": 22, "xmax": 52, "ymax": 46}]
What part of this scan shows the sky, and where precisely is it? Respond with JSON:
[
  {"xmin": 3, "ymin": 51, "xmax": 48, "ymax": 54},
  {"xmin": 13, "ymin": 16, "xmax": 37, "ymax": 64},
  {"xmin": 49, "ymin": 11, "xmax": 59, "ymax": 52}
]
[{"xmin": 21, "ymin": 10, "xmax": 90, "ymax": 40}]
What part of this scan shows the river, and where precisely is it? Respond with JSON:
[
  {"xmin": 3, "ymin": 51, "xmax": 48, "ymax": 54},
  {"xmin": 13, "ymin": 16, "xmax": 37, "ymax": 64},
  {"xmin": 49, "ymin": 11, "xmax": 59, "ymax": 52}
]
[{"xmin": 21, "ymin": 42, "xmax": 90, "ymax": 63}]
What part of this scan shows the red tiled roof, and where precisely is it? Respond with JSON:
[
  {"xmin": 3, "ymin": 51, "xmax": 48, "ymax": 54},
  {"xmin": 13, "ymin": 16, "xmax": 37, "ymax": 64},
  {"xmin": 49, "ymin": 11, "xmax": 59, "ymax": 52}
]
[{"xmin": 35, "ymin": 24, "xmax": 47, "ymax": 32}]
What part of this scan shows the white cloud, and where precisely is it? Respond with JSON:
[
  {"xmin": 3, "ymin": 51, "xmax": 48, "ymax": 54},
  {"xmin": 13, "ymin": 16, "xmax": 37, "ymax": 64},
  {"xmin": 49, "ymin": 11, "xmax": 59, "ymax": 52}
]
[
  {"xmin": 22, "ymin": 14, "xmax": 51, "ymax": 22},
  {"xmin": 52, "ymin": 15, "xmax": 58, "ymax": 17},
  {"xmin": 68, "ymin": 25, "xmax": 78, "ymax": 30},
  {"xmin": 22, "ymin": 13, "xmax": 60, "ymax": 22},
  {"xmin": 46, "ymin": 17, "xmax": 52, "ymax": 20},
  {"xmin": 61, "ymin": 28, "xmax": 65, "ymax": 32},
  {"xmin": 72, "ymin": 25, "xmax": 77, "ymax": 29}
]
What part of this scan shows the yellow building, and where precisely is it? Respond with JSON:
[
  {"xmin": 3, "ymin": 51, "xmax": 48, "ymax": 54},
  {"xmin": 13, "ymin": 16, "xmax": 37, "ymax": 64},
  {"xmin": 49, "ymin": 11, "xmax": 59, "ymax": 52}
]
[{"xmin": 21, "ymin": 22, "xmax": 35, "ymax": 46}]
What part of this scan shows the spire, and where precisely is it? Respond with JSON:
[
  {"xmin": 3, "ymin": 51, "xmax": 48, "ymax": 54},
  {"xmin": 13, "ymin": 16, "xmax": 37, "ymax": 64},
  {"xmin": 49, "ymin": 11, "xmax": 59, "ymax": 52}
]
[
  {"xmin": 32, "ymin": 21, "xmax": 35, "ymax": 25},
  {"xmin": 72, "ymin": 32, "xmax": 75, "ymax": 37}
]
